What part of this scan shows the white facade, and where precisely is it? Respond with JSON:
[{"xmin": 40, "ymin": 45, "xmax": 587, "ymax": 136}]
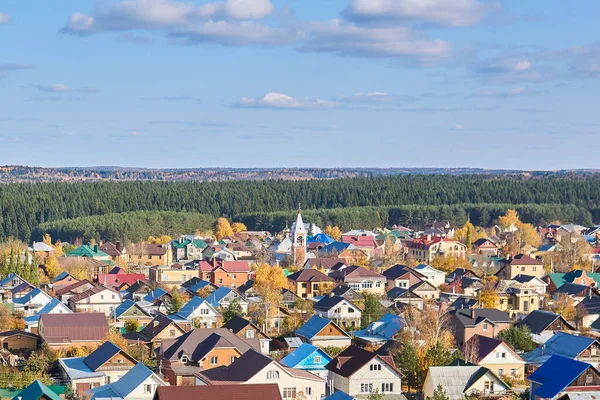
[
  {"xmin": 69, "ymin": 288, "xmax": 123, "ymax": 316},
  {"xmin": 415, "ymin": 264, "xmax": 446, "ymax": 288},
  {"xmin": 186, "ymin": 303, "xmax": 221, "ymax": 328},
  {"xmin": 330, "ymin": 357, "xmax": 402, "ymax": 399}
]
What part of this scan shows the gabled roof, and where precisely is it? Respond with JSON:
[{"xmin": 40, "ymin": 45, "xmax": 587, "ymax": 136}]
[
  {"xmin": 55, "ymin": 279, "xmax": 94, "ymax": 296},
  {"xmin": 143, "ymin": 288, "xmax": 169, "ymax": 302},
  {"xmin": 325, "ymin": 391, "xmax": 354, "ymax": 400},
  {"xmin": 115, "ymin": 299, "xmax": 150, "ymax": 319},
  {"xmin": 68, "ymin": 285, "xmax": 120, "ymax": 304},
  {"xmin": 66, "ymin": 245, "xmax": 109, "ymax": 258},
  {"xmin": 13, "ymin": 287, "xmax": 51, "ymax": 305},
  {"xmin": 87, "ymin": 362, "xmax": 161, "ymax": 399},
  {"xmin": 426, "ymin": 366, "xmax": 497, "ymax": 400},
  {"xmin": 39, "ymin": 313, "xmax": 109, "ymax": 343},
  {"xmin": 386, "ymin": 287, "xmax": 421, "ymax": 300},
  {"xmin": 154, "ymin": 384, "xmax": 282, "ymax": 400},
  {"xmin": 204, "ymin": 287, "xmax": 246, "ymax": 308},
  {"xmin": 280, "ymin": 343, "xmax": 332, "ymax": 368},
  {"xmin": 287, "ymin": 269, "xmax": 333, "ymax": 283},
  {"xmin": 52, "ymin": 271, "xmax": 75, "ymax": 282},
  {"xmin": 341, "ymin": 265, "xmax": 384, "ymax": 279},
  {"xmin": 452, "ymin": 308, "xmax": 511, "ymax": 328},
  {"xmin": 308, "ymin": 233, "xmax": 334, "ymax": 244},
  {"xmin": 501, "ymin": 254, "xmax": 542, "ymax": 265},
  {"xmin": 325, "ymin": 345, "xmax": 398, "ymax": 378},
  {"xmin": 382, "ymin": 264, "xmax": 424, "ymax": 280},
  {"xmin": 25, "ymin": 298, "xmax": 72, "ymax": 324},
  {"xmin": 199, "ymin": 349, "xmax": 274, "ymax": 382},
  {"xmin": 222, "ymin": 316, "xmax": 266, "ymax": 338},
  {"xmin": 11, "ymin": 380, "xmax": 62, "ymax": 400},
  {"xmin": 83, "ymin": 341, "xmax": 136, "ymax": 371},
  {"xmin": 320, "ymin": 242, "xmax": 353, "ymax": 254},
  {"xmin": 463, "ymin": 335, "xmax": 519, "ymax": 363},
  {"xmin": 97, "ymin": 273, "xmax": 145, "ymax": 288},
  {"xmin": 304, "ymin": 258, "xmax": 347, "ymax": 271},
  {"xmin": 353, "ymin": 314, "xmax": 404, "ymax": 343},
  {"xmin": 176, "ymin": 296, "xmax": 219, "ymax": 320},
  {"xmin": 314, "ymin": 296, "xmax": 357, "ymax": 313},
  {"xmin": 296, "ymin": 315, "xmax": 349, "ymax": 340},
  {"xmin": 524, "ymin": 332, "xmax": 597, "ymax": 364},
  {"xmin": 139, "ymin": 313, "xmax": 184, "ymax": 341},
  {"xmin": 0, "ymin": 273, "xmax": 26, "ymax": 287},
  {"xmin": 516, "ymin": 310, "xmax": 575, "ymax": 334},
  {"xmin": 528, "ymin": 355, "xmax": 597, "ymax": 399}
]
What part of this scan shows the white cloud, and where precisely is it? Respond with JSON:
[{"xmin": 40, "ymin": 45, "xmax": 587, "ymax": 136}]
[
  {"xmin": 0, "ymin": 12, "xmax": 11, "ymax": 24},
  {"xmin": 476, "ymin": 57, "xmax": 532, "ymax": 74},
  {"xmin": 170, "ymin": 20, "xmax": 295, "ymax": 46},
  {"xmin": 30, "ymin": 83, "xmax": 99, "ymax": 94},
  {"xmin": 225, "ymin": 0, "xmax": 273, "ymax": 20},
  {"xmin": 300, "ymin": 19, "xmax": 452, "ymax": 64},
  {"xmin": 469, "ymin": 86, "xmax": 538, "ymax": 98},
  {"xmin": 130, "ymin": 131, "xmax": 143, "ymax": 137},
  {"xmin": 234, "ymin": 92, "xmax": 336, "ymax": 110},
  {"xmin": 345, "ymin": 0, "xmax": 495, "ymax": 27}
]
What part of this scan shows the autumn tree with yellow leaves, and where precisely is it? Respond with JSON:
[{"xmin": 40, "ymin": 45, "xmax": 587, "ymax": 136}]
[
  {"xmin": 215, "ymin": 218, "xmax": 234, "ymax": 240},
  {"xmin": 45, "ymin": 254, "xmax": 62, "ymax": 280},
  {"xmin": 147, "ymin": 235, "xmax": 172, "ymax": 245},
  {"xmin": 324, "ymin": 226, "xmax": 342, "ymax": 241},
  {"xmin": 254, "ymin": 264, "xmax": 288, "ymax": 332},
  {"xmin": 231, "ymin": 222, "xmax": 247, "ymax": 233}
]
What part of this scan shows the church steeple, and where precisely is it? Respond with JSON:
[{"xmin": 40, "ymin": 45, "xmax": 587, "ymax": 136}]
[{"xmin": 291, "ymin": 207, "xmax": 307, "ymax": 266}]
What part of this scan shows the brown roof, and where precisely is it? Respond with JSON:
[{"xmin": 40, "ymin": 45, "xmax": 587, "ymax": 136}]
[
  {"xmin": 287, "ymin": 269, "xmax": 333, "ymax": 283},
  {"xmin": 139, "ymin": 313, "xmax": 185, "ymax": 341},
  {"xmin": 326, "ymin": 345, "xmax": 399, "ymax": 378},
  {"xmin": 0, "ymin": 330, "xmax": 38, "ymax": 339},
  {"xmin": 304, "ymin": 258, "xmax": 346, "ymax": 270},
  {"xmin": 503, "ymin": 254, "xmax": 543, "ymax": 266},
  {"xmin": 128, "ymin": 243, "xmax": 168, "ymax": 256},
  {"xmin": 342, "ymin": 265, "xmax": 384, "ymax": 279},
  {"xmin": 98, "ymin": 242, "xmax": 124, "ymax": 257},
  {"xmin": 39, "ymin": 313, "xmax": 109, "ymax": 343},
  {"xmin": 67, "ymin": 285, "xmax": 118, "ymax": 303},
  {"xmin": 55, "ymin": 279, "xmax": 95, "ymax": 296},
  {"xmin": 58, "ymin": 257, "xmax": 109, "ymax": 269},
  {"xmin": 154, "ymin": 384, "xmax": 282, "ymax": 400}
]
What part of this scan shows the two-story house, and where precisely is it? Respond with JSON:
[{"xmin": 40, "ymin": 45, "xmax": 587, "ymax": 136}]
[
  {"xmin": 287, "ymin": 269, "xmax": 335, "ymax": 299},
  {"xmin": 496, "ymin": 254, "xmax": 544, "ymax": 280},
  {"xmin": 222, "ymin": 316, "xmax": 271, "ymax": 354},
  {"xmin": 128, "ymin": 243, "xmax": 172, "ymax": 266},
  {"xmin": 463, "ymin": 334, "xmax": 526, "ymax": 379},
  {"xmin": 528, "ymin": 355, "xmax": 600, "ymax": 400},
  {"xmin": 149, "ymin": 265, "xmax": 198, "ymax": 289},
  {"xmin": 296, "ymin": 315, "xmax": 352, "ymax": 348},
  {"xmin": 449, "ymin": 308, "xmax": 512, "ymax": 345},
  {"xmin": 313, "ymin": 295, "xmax": 362, "ymax": 329},
  {"xmin": 414, "ymin": 264, "xmax": 447, "ymax": 287},
  {"xmin": 174, "ymin": 296, "xmax": 221, "ymax": 328},
  {"xmin": 326, "ymin": 345, "xmax": 402, "ymax": 399},
  {"xmin": 381, "ymin": 265, "xmax": 425, "ymax": 292},
  {"xmin": 331, "ymin": 266, "xmax": 386, "ymax": 295},
  {"xmin": 280, "ymin": 343, "xmax": 332, "ymax": 379},
  {"xmin": 67, "ymin": 285, "xmax": 123, "ymax": 316}
]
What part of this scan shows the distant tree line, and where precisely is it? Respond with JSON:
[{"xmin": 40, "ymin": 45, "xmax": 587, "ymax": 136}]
[{"xmin": 0, "ymin": 175, "xmax": 599, "ymax": 241}]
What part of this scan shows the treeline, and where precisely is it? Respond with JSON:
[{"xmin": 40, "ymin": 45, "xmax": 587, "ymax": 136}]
[
  {"xmin": 1, "ymin": 175, "xmax": 600, "ymax": 241},
  {"xmin": 37, "ymin": 211, "xmax": 215, "ymax": 243},
  {"xmin": 239, "ymin": 203, "xmax": 597, "ymax": 232}
]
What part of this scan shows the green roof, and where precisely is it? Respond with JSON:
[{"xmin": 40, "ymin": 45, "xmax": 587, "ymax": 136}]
[
  {"xmin": 172, "ymin": 239, "xmax": 191, "ymax": 249},
  {"xmin": 66, "ymin": 245, "xmax": 109, "ymax": 258},
  {"xmin": 548, "ymin": 271, "xmax": 600, "ymax": 289},
  {"xmin": 11, "ymin": 380, "xmax": 63, "ymax": 400},
  {"xmin": 193, "ymin": 239, "xmax": 208, "ymax": 248}
]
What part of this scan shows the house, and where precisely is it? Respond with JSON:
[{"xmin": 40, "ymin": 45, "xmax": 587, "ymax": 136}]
[
  {"xmin": 39, "ymin": 313, "xmax": 109, "ymax": 348},
  {"xmin": 128, "ymin": 243, "xmax": 172, "ymax": 266},
  {"xmin": 516, "ymin": 310, "xmax": 576, "ymax": 344},
  {"xmin": 318, "ymin": 242, "xmax": 370, "ymax": 264},
  {"xmin": 493, "ymin": 279, "xmax": 544, "ymax": 318},
  {"xmin": 473, "ymin": 238, "xmax": 499, "ymax": 256},
  {"xmin": 226, "ymin": 242, "xmax": 253, "ymax": 259},
  {"xmin": 313, "ymin": 295, "xmax": 362, "ymax": 329},
  {"xmin": 68, "ymin": 285, "xmax": 123, "ymax": 316},
  {"xmin": 446, "ymin": 268, "xmax": 480, "ymax": 284},
  {"xmin": 0, "ymin": 330, "xmax": 38, "ymax": 352},
  {"xmin": 331, "ymin": 266, "xmax": 386, "ymax": 295},
  {"xmin": 11, "ymin": 380, "xmax": 62, "ymax": 400},
  {"xmin": 409, "ymin": 280, "xmax": 440, "ymax": 300},
  {"xmin": 152, "ymin": 384, "xmax": 283, "ymax": 400},
  {"xmin": 296, "ymin": 315, "xmax": 352, "ymax": 348},
  {"xmin": 0, "ymin": 273, "xmax": 30, "ymax": 301},
  {"xmin": 222, "ymin": 316, "xmax": 271, "ymax": 354},
  {"xmin": 544, "ymin": 270, "xmax": 600, "ymax": 292},
  {"xmin": 55, "ymin": 279, "xmax": 96, "ymax": 303},
  {"xmin": 422, "ymin": 365, "xmax": 510, "ymax": 400},
  {"xmin": 204, "ymin": 287, "xmax": 250, "ymax": 315},
  {"xmin": 353, "ymin": 314, "xmax": 404, "ymax": 346},
  {"xmin": 523, "ymin": 332, "xmax": 600, "ymax": 371},
  {"xmin": 576, "ymin": 295, "xmax": 600, "ymax": 328},
  {"xmin": 136, "ymin": 287, "xmax": 172, "ymax": 315},
  {"xmin": 149, "ymin": 265, "xmax": 198, "ymax": 289},
  {"xmin": 330, "ymin": 285, "xmax": 362, "ymax": 303},
  {"xmin": 98, "ymin": 242, "xmax": 129, "ymax": 263},
  {"xmin": 287, "ymin": 269, "xmax": 335, "ymax": 299},
  {"xmin": 66, "ymin": 245, "xmax": 112, "ymax": 262},
  {"xmin": 125, "ymin": 281, "xmax": 158, "ymax": 302},
  {"xmin": 496, "ymin": 254, "xmax": 544, "ymax": 280},
  {"xmin": 407, "ymin": 236, "xmax": 467, "ymax": 263},
  {"xmin": 303, "ymin": 258, "xmax": 347, "ymax": 275},
  {"xmin": 127, "ymin": 313, "xmax": 187, "ymax": 345},
  {"xmin": 381, "ymin": 264, "xmax": 425, "ymax": 291},
  {"xmin": 280, "ymin": 343, "xmax": 333, "ymax": 379},
  {"xmin": 86, "ymin": 362, "xmax": 168, "ymax": 400},
  {"xmin": 446, "ymin": 276, "xmax": 482, "ymax": 297},
  {"xmin": 463, "ymin": 335, "xmax": 526, "ymax": 379},
  {"xmin": 172, "ymin": 238, "xmax": 208, "ymax": 262},
  {"xmin": 58, "ymin": 257, "xmax": 112, "ymax": 278},
  {"xmin": 12, "ymin": 287, "xmax": 54, "ymax": 316},
  {"xmin": 51, "ymin": 271, "xmax": 80, "ymax": 294},
  {"xmin": 97, "ymin": 273, "xmax": 146, "ymax": 291},
  {"xmin": 386, "ymin": 288, "xmax": 424, "ymax": 310},
  {"xmin": 59, "ymin": 341, "xmax": 139, "ymax": 394},
  {"xmin": 196, "ymin": 349, "xmax": 326, "ymax": 400},
  {"xmin": 341, "ymin": 235, "xmax": 383, "ymax": 258},
  {"xmin": 326, "ymin": 345, "xmax": 402, "ymax": 399},
  {"xmin": 113, "ymin": 300, "xmax": 153, "ymax": 331},
  {"xmin": 449, "ymin": 308, "xmax": 512, "ymax": 345},
  {"xmin": 414, "ymin": 264, "xmax": 446, "ymax": 287},
  {"xmin": 528, "ymin": 355, "xmax": 600, "ymax": 400},
  {"xmin": 24, "ymin": 298, "xmax": 72, "ymax": 333},
  {"xmin": 174, "ymin": 296, "xmax": 221, "ymax": 328},
  {"xmin": 158, "ymin": 327, "xmax": 262, "ymax": 385},
  {"xmin": 199, "ymin": 261, "xmax": 251, "ymax": 288},
  {"xmin": 180, "ymin": 277, "xmax": 217, "ymax": 297}
]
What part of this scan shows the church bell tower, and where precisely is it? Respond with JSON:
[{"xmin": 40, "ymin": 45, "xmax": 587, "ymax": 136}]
[{"xmin": 291, "ymin": 208, "xmax": 307, "ymax": 266}]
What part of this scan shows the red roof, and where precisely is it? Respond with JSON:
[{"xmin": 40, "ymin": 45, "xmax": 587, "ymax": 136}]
[
  {"xmin": 199, "ymin": 261, "xmax": 250, "ymax": 273},
  {"xmin": 155, "ymin": 384, "xmax": 282, "ymax": 400},
  {"xmin": 97, "ymin": 273, "xmax": 146, "ymax": 288},
  {"xmin": 39, "ymin": 313, "xmax": 109, "ymax": 343},
  {"xmin": 341, "ymin": 235, "xmax": 378, "ymax": 248}
]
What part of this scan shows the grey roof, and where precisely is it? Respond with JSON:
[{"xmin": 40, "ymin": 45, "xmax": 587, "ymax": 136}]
[
  {"xmin": 516, "ymin": 310, "xmax": 574, "ymax": 334},
  {"xmin": 452, "ymin": 308, "xmax": 511, "ymax": 328},
  {"xmin": 426, "ymin": 366, "xmax": 485, "ymax": 400},
  {"xmin": 199, "ymin": 350, "xmax": 273, "ymax": 382},
  {"xmin": 83, "ymin": 341, "xmax": 128, "ymax": 371}
]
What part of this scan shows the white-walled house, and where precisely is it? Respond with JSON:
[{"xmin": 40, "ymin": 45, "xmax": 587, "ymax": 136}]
[
  {"xmin": 414, "ymin": 264, "xmax": 446, "ymax": 288},
  {"xmin": 67, "ymin": 285, "xmax": 123, "ymax": 316},
  {"xmin": 326, "ymin": 346, "xmax": 402, "ymax": 399},
  {"xmin": 196, "ymin": 350, "xmax": 326, "ymax": 400},
  {"xmin": 423, "ymin": 365, "xmax": 509, "ymax": 400},
  {"xmin": 86, "ymin": 362, "xmax": 168, "ymax": 400},
  {"xmin": 313, "ymin": 296, "xmax": 362, "ymax": 330}
]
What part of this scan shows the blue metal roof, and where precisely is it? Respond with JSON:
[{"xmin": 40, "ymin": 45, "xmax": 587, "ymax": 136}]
[
  {"xmin": 112, "ymin": 363, "xmax": 153, "ymax": 397},
  {"xmin": 320, "ymin": 242, "xmax": 351, "ymax": 254},
  {"xmin": 528, "ymin": 355, "xmax": 593, "ymax": 398},
  {"xmin": 204, "ymin": 287, "xmax": 231, "ymax": 307},
  {"xmin": 176, "ymin": 296, "xmax": 209, "ymax": 319},
  {"xmin": 52, "ymin": 271, "xmax": 71, "ymax": 282},
  {"xmin": 13, "ymin": 287, "xmax": 46, "ymax": 305},
  {"xmin": 186, "ymin": 279, "xmax": 212, "ymax": 293},
  {"xmin": 59, "ymin": 357, "xmax": 105, "ymax": 379},
  {"xmin": 280, "ymin": 343, "xmax": 331, "ymax": 368},
  {"xmin": 114, "ymin": 299, "xmax": 136, "ymax": 319},
  {"xmin": 308, "ymin": 233, "xmax": 334, "ymax": 244},
  {"xmin": 0, "ymin": 273, "xmax": 18, "ymax": 287},
  {"xmin": 354, "ymin": 313, "xmax": 404, "ymax": 342},
  {"xmin": 524, "ymin": 332, "xmax": 596, "ymax": 364},
  {"xmin": 83, "ymin": 341, "xmax": 122, "ymax": 371},
  {"xmin": 325, "ymin": 391, "xmax": 355, "ymax": 400},
  {"xmin": 297, "ymin": 315, "xmax": 341, "ymax": 340},
  {"xmin": 143, "ymin": 288, "xmax": 167, "ymax": 302},
  {"xmin": 24, "ymin": 298, "xmax": 68, "ymax": 324}
]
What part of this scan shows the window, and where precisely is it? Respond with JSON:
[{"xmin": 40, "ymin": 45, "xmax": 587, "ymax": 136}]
[
  {"xmin": 101, "ymin": 295, "xmax": 104, "ymax": 300},
  {"xmin": 362, "ymin": 281, "xmax": 373, "ymax": 289},
  {"xmin": 369, "ymin": 364, "xmax": 382, "ymax": 371},
  {"xmin": 498, "ymin": 368, "xmax": 504, "ymax": 376},
  {"xmin": 170, "ymin": 329, "xmax": 176, "ymax": 337},
  {"xmin": 181, "ymin": 275, "xmax": 187, "ymax": 283},
  {"xmin": 360, "ymin": 384, "xmax": 373, "ymax": 393},
  {"xmin": 484, "ymin": 381, "xmax": 490, "ymax": 391},
  {"xmin": 246, "ymin": 329, "xmax": 256, "ymax": 339},
  {"xmin": 496, "ymin": 352, "xmax": 500, "ymax": 359},
  {"xmin": 483, "ymin": 322, "xmax": 488, "ymax": 330},
  {"xmin": 586, "ymin": 372, "xmax": 594, "ymax": 384},
  {"xmin": 305, "ymin": 387, "xmax": 312, "ymax": 396},
  {"xmin": 112, "ymin": 295, "xmax": 116, "ymax": 299},
  {"xmin": 510, "ymin": 369, "xmax": 516, "ymax": 377},
  {"xmin": 210, "ymin": 356, "xmax": 218, "ymax": 365},
  {"xmin": 532, "ymin": 266, "xmax": 537, "ymax": 271},
  {"xmin": 381, "ymin": 383, "xmax": 394, "ymax": 393},
  {"xmin": 314, "ymin": 356, "xmax": 322, "ymax": 364},
  {"xmin": 117, "ymin": 358, "xmax": 123, "ymax": 364},
  {"xmin": 348, "ymin": 307, "xmax": 354, "ymax": 313},
  {"xmin": 144, "ymin": 384, "xmax": 153, "ymax": 394},
  {"xmin": 201, "ymin": 308, "xmax": 209, "ymax": 315},
  {"xmin": 521, "ymin": 266, "xmax": 525, "ymax": 271},
  {"xmin": 501, "ymin": 352, "xmax": 506, "ymax": 358},
  {"xmin": 283, "ymin": 388, "xmax": 296, "ymax": 399},
  {"xmin": 231, "ymin": 274, "xmax": 237, "ymax": 279},
  {"xmin": 375, "ymin": 281, "xmax": 381, "ymax": 288},
  {"xmin": 219, "ymin": 279, "xmax": 223, "ymax": 284},
  {"xmin": 267, "ymin": 370, "xmax": 280, "ymax": 379}
]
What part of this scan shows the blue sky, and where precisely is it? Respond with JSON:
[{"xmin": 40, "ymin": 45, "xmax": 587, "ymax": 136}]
[{"xmin": 1, "ymin": 0, "xmax": 599, "ymax": 169}]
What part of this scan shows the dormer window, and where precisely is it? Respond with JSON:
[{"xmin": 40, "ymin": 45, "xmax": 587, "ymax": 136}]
[{"xmin": 267, "ymin": 371, "xmax": 279, "ymax": 379}]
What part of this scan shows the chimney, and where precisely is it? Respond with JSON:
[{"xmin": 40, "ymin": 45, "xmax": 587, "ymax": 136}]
[
  {"xmin": 116, "ymin": 241, "xmax": 122, "ymax": 252},
  {"xmin": 94, "ymin": 244, "xmax": 99, "ymax": 253},
  {"xmin": 471, "ymin": 308, "xmax": 475, "ymax": 319},
  {"xmin": 427, "ymin": 234, "xmax": 432, "ymax": 241}
]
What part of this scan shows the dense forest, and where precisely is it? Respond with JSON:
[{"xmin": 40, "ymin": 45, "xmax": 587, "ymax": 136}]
[{"xmin": 0, "ymin": 175, "xmax": 599, "ymax": 242}]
